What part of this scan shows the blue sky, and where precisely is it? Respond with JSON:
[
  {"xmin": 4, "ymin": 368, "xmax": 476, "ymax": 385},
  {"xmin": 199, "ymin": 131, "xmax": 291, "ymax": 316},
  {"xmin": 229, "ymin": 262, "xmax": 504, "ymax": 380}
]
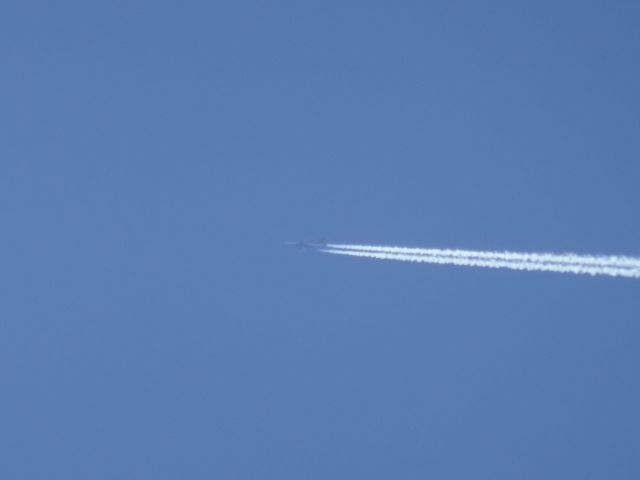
[{"xmin": 2, "ymin": 1, "xmax": 639, "ymax": 478}]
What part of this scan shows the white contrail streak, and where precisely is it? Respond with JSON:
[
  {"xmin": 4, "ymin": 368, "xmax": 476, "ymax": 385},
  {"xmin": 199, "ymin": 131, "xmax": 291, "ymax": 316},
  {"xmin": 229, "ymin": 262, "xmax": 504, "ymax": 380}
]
[
  {"xmin": 327, "ymin": 243, "xmax": 640, "ymax": 269},
  {"xmin": 321, "ymin": 247, "xmax": 640, "ymax": 278}
]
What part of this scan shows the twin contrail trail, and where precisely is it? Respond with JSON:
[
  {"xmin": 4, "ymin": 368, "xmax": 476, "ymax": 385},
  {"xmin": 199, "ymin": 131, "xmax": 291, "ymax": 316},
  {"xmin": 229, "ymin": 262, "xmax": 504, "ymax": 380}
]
[{"xmin": 319, "ymin": 243, "xmax": 640, "ymax": 279}]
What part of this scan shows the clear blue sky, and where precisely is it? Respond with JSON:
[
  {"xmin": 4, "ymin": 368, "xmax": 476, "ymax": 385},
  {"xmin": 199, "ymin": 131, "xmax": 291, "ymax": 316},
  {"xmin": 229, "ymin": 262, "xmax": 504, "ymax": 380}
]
[{"xmin": 2, "ymin": 1, "xmax": 639, "ymax": 478}]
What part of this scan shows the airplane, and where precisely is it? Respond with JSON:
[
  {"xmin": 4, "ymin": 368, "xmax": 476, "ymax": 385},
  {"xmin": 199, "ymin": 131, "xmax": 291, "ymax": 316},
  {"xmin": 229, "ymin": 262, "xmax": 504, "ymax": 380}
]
[{"xmin": 285, "ymin": 240, "xmax": 327, "ymax": 251}]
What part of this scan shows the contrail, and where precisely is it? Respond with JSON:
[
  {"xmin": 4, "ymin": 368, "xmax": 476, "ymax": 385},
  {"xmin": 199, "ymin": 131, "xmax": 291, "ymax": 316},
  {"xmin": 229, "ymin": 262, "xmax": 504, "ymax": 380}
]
[
  {"xmin": 321, "ymin": 245, "xmax": 640, "ymax": 278},
  {"xmin": 327, "ymin": 243, "xmax": 640, "ymax": 269}
]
